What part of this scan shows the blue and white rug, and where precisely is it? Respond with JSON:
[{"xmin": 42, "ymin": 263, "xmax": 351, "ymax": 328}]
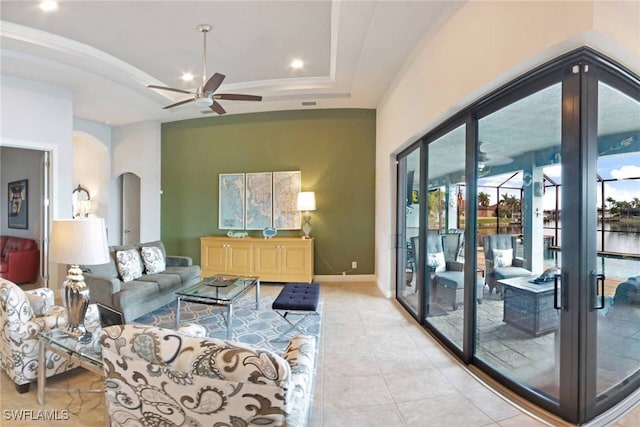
[{"xmin": 135, "ymin": 295, "xmax": 322, "ymax": 354}]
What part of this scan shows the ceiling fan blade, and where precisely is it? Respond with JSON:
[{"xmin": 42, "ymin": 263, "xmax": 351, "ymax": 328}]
[
  {"xmin": 148, "ymin": 85, "xmax": 195, "ymax": 95},
  {"xmin": 209, "ymin": 100, "xmax": 226, "ymax": 115},
  {"xmin": 203, "ymin": 73, "xmax": 225, "ymax": 94},
  {"xmin": 163, "ymin": 98, "xmax": 196, "ymax": 109},
  {"xmin": 214, "ymin": 94, "xmax": 263, "ymax": 101}
]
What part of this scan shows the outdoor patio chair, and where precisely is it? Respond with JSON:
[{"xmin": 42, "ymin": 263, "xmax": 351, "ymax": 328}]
[
  {"xmin": 408, "ymin": 236, "xmax": 438, "ymax": 297},
  {"xmin": 482, "ymin": 234, "xmax": 532, "ymax": 296},
  {"xmin": 435, "ymin": 233, "xmax": 484, "ymax": 310}
]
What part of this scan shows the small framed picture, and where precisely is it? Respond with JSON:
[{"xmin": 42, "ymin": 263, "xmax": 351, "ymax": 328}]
[{"xmin": 8, "ymin": 179, "xmax": 28, "ymax": 229}]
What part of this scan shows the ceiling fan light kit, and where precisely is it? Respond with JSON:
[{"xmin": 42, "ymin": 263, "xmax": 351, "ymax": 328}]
[
  {"xmin": 194, "ymin": 97, "xmax": 214, "ymax": 107},
  {"xmin": 147, "ymin": 24, "xmax": 261, "ymax": 115}
]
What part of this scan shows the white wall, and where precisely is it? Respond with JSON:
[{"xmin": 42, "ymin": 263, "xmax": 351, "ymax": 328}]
[
  {"xmin": 72, "ymin": 118, "xmax": 112, "ymax": 226},
  {"xmin": 72, "ymin": 133, "xmax": 110, "ymax": 219},
  {"xmin": 0, "ymin": 75, "xmax": 74, "ymax": 288},
  {"xmin": 112, "ymin": 121, "xmax": 161, "ymax": 243},
  {"xmin": 375, "ymin": 1, "xmax": 640, "ymax": 297}
]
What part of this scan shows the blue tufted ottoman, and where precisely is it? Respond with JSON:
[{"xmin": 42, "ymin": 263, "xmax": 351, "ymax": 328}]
[{"xmin": 272, "ymin": 283, "xmax": 320, "ymax": 333}]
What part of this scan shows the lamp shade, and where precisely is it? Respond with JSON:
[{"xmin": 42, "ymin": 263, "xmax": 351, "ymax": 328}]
[
  {"xmin": 51, "ymin": 218, "xmax": 110, "ymax": 265},
  {"xmin": 297, "ymin": 192, "xmax": 316, "ymax": 211}
]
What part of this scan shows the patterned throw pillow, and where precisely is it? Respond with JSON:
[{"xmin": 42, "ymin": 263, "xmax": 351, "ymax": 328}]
[
  {"xmin": 141, "ymin": 246, "xmax": 166, "ymax": 274},
  {"xmin": 492, "ymin": 248, "xmax": 513, "ymax": 268},
  {"xmin": 116, "ymin": 249, "xmax": 143, "ymax": 282},
  {"xmin": 427, "ymin": 252, "xmax": 446, "ymax": 273}
]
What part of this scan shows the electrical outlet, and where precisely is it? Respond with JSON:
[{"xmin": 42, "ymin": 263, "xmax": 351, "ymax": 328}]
[{"xmin": 352, "ymin": 261, "xmax": 357, "ymax": 269}]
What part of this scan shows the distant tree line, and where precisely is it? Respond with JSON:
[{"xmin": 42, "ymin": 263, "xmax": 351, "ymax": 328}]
[
  {"xmin": 607, "ymin": 197, "xmax": 640, "ymax": 218},
  {"xmin": 478, "ymin": 191, "xmax": 521, "ymax": 219}
]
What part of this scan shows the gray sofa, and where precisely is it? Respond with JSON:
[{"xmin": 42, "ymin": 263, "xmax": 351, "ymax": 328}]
[{"xmin": 82, "ymin": 240, "xmax": 200, "ymax": 322}]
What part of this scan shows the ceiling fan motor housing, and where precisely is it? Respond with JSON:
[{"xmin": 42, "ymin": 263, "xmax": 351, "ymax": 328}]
[{"xmin": 147, "ymin": 23, "xmax": 261, "ymax": 114}]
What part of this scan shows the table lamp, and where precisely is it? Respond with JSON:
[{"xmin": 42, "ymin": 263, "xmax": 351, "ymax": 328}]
[
  {"xmin": 50, "ymin": 218, "xmax": 109, "ymax": 341},
  {"xmin": 297, "ymin": 191, "xmax": 316, "ymax": 239}
]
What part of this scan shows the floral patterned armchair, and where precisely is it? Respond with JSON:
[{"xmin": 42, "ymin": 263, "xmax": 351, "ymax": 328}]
[
  {"xmin": 100, "ymin": 324, "xmax": 316, "ymax": 427},
  {"xmin": 0, "ymin": 278, "xmax": 97, "ymax": 392}
]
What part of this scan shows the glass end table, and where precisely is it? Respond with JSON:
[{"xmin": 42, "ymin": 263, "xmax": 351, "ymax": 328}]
[{"xmin": 37, "ymin": 329, "xmax": 103, "ymax": 405}]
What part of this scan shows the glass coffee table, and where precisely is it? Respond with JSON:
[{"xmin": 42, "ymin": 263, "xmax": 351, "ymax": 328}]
[
  {"xmin": 175, "ymin": 274, "xmax": 260, "ymax": 339},
  {"xmin": 37, "ymin": 329, "xmax": 103, "ymax": 405}
]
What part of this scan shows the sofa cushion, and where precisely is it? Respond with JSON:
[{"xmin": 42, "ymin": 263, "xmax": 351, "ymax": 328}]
[
  {"xmin": 141, "ymin": 246, "xmax": 166, "ymax": 274},
  {"xmin": 494, "ymin": 266, "xmax": 531, "ymax": 279},
  {"xmin": 116, "ymin": 280, "xmax": 160, "ymax": 308},
  {"xmin": 82, "ymin": 259, "xmax": 119, "ymax": 278},
  {"xmin": 164, "ymin": 265, "xmax": 201, "ymax": 284},
  {"xmin": 116, "ymin": 249, "xmax": 144, "ymax": 282},
  {"xmin": 0, "ymin": 261, "xmax": 6, "ymax": 274},
  {"xmin": 0, "ymin": 236, "xmax": 7, "ymax": 255},
  {"xmin": 137, "ymin": 273, "xmax": 181, "ymax": 293},
  {"xmin": 2, "ymin": 236, "xmax": 37, "ymax": 261},
  {"xmin": 436, "ymin": 271, "xmax": 464, "ymax": 289}
]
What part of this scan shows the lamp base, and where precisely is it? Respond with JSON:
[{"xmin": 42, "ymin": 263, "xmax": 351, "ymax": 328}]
[
  {"xmin": 62, "ymin": 265, "xmax": 91, "ymax": 342},
  {"xmin": 301, "ymin": 213, "xmax": 312, "ymax": 239}
]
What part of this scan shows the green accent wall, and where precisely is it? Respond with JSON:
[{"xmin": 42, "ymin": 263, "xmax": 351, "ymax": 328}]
[{"xmin": 161, "ymin": 109, "xmax": 376, "ymax": 275}]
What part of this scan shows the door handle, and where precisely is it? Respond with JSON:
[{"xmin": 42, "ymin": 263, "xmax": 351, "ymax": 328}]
[
  {"xmin": 553, "ymin": 272, "xmax": 566, "ymax": 310},
  {"xmin": 593, "ymin": 272, "xmax": 605, "ymax": 310}
]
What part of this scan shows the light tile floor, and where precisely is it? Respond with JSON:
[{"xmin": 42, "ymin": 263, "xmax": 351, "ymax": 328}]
[{"xmin": 1, "ymin": 281, "xmax": 639, "ymax": 426}]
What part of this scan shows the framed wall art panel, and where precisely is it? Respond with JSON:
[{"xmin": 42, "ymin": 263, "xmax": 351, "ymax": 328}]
[
  {"xmin": 8, "ymin": 179, "xmax": 28, "ymax": 229},
  {"xmin": 218, "ymin": 173, "xmax": 245, "ymax": 229}
]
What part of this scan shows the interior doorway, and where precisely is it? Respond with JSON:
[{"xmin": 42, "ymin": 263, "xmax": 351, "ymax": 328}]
[
  {"xmin": 121, "ymin": 172, "xmax": 141, "ymax": 245},
  {"xmin": 0, "ymin": 146, "xmax": 49, "ymax": 286}
]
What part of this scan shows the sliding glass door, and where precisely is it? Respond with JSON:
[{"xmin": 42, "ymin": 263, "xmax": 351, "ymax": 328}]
[
  {"xmin": 423, "ymin": 124, "xmax": 467, "ymax": 351},
  {"xmin": 474, "ymin": 81, "xmax": 564, "ymax": 404},
  {"xmin": 397, "ymin": 146, "xmax": 422, "ymax": 316},
  {"xmin": 394, "ymin": 49, "xmax": 640, "ymax": 424},
  {"xmin": 585, "ymin": 67, "xmax": 640, "ymax": 420}
]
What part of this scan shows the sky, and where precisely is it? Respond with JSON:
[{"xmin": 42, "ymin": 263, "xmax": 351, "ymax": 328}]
[{"xmin": 477, "ymin": 151, "xmax": 639, "ymax": 210}]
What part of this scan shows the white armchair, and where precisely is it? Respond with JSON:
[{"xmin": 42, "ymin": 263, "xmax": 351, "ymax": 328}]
[
  {"xmin": 100, "ymin": 324, "xmax": 316, "ymax": 427},
  {"xmin": 0, "ymin": 278, "xmax": 73, "ymax": 392}
]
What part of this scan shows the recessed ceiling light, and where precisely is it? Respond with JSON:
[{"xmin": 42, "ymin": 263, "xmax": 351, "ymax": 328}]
[
  {"xmin": 181, "ymin": 72, "xmax": 194, "ymax": 82},
  {"xmin": 39, "ymin": 0, "xmax": 58, "ymax": 12},
  {"xmin": 290, "ymin": 59, "xmax": 304, "ymax": 69}
]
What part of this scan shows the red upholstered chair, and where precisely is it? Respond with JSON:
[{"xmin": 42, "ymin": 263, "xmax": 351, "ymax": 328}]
[{"xmin": 0, "ymin": 236, "xmax": 40, "ymax": 284}]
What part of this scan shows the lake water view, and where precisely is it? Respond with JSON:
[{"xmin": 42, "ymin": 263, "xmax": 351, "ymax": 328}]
[{"xmin": 543, "ymin": 220, "xmax": 639, "ymax": 279}]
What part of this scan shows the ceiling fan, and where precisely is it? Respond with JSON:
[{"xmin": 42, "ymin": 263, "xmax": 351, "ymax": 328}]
[
  {"xmin": 148, "ymin": 24, "xmax": 262, "ymax": 115},
  {"xmin": 478, "ymin": 142, "xmax": 513, "ymax": 171}
]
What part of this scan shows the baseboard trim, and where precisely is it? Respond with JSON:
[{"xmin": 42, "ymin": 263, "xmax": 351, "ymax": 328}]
[{"xmin": 314, "ymin": 274, "xmax": 376, "ymax": 282}]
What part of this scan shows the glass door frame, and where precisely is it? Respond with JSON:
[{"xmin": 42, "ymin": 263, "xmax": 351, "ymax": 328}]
[
  {"xmin": 581, "ymin": 57, "xmax": 640, "ymax": 423},
  {"xmin": 470, "ymin": 49, "xmax": 640, "ymax": 423},
  {"xmin": 471, "ymin": 62, "xmax": 571, "ymax": 418},
  {"xmin": 393, "ymin": 47, "xmax": 640, "ymax": 425},
  {"xmin": 396, "ymin": 143, "xmax": 426, "ymax": 320}
]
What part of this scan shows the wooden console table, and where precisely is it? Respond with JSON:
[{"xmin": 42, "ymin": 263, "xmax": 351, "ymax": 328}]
[
  {"xmin": 499, "ymin": 276, "xmax": 560, "ymax": 336},
  {"xmin": 200, "ymin": 236, "xmax": 314, "ymax": 283}
]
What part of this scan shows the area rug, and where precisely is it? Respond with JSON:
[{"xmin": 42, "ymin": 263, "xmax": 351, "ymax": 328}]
[{"xmin": 135, "ymin": 295, "xmax": 322, "ymax": 354}]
